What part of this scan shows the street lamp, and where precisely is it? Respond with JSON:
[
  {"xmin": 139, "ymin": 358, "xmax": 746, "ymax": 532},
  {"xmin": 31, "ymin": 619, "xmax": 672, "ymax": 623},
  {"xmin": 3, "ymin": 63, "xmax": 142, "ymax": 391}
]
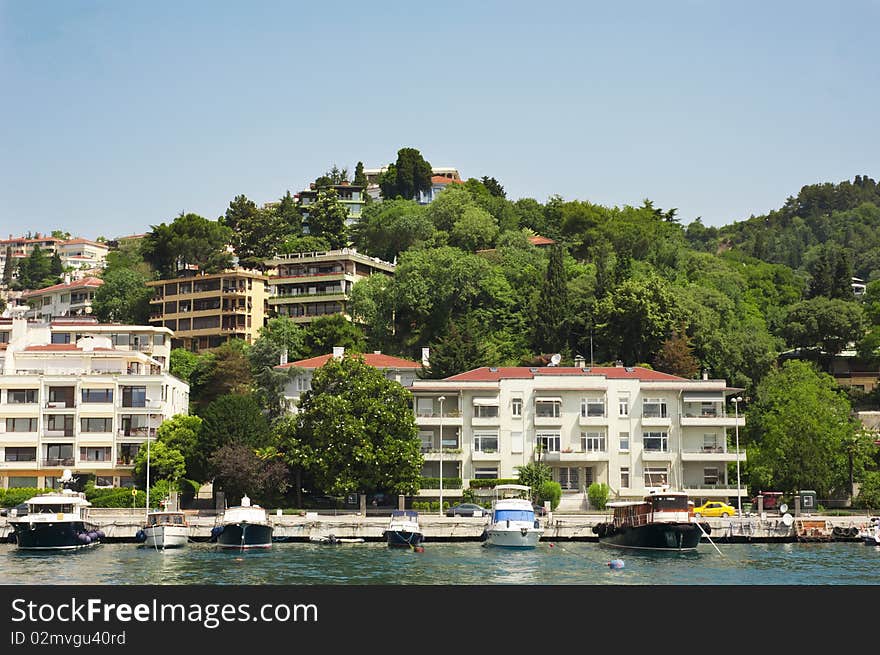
[
  {"xmin": 732, "ymin": 396, "xmax": 743, "ymax": 518},
  {"xmin": 438, "ymin": 396, "xmax": 445, "ymax": 516}
]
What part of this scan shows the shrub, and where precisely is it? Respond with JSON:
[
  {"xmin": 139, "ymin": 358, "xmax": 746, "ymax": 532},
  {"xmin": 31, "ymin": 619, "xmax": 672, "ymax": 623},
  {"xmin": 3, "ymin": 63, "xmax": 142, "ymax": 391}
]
[
  {"xmin": 466, "ymin": 478, "xmax": 519, "ymax": 489},
  {"xmin": 855, "ymin": 471, "xmax": 880, "ymax": 510},
  {"xmin": 85, "ymin": 482, "xmax": 146, "ymax": 508},
  {"xmin": 0, "ymin": 488, "xmax": 49, "ymax": 507},
  {"xmin": 537, "ymin": 480, "xmax": 562, "ymax": 510},
  {"xmin": 587, "ymin": 482, "xmax": 610, "ymax": 510},
  {"xmin": 419, "ymin": 477, "xmax": 463, "ymax": 489}
]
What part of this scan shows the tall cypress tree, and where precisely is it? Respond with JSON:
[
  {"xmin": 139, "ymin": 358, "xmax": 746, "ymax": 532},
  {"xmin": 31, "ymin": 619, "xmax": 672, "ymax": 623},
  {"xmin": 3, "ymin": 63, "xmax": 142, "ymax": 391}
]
[{"xmin": 532, "ymin": 244, "xmax": 569, "ymax": 355}]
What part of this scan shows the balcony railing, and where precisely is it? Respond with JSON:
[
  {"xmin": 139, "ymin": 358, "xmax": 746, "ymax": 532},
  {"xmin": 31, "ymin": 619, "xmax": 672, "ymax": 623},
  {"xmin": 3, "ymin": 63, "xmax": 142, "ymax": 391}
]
[{"xmin": 42, "ymin": 458, "xmax": 75, "ymax": 467}]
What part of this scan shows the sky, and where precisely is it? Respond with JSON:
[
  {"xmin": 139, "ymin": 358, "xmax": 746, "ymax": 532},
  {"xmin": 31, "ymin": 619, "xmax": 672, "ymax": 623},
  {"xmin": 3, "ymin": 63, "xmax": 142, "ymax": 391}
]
[{"xmin": 1, "ymin": 0, "xmax": 878, "ymax": 241}]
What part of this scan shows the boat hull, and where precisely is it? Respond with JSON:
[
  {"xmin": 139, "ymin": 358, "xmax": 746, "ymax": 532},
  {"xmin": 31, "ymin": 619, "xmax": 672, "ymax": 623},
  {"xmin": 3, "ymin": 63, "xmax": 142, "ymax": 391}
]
[
  {"xmin": 484, "ymin": 526, "xmax": 543, "ymax": 548},
  {"xmin": 216, "ymin": 523, "xmax": 273, "ymax": 549},
  {"xmin": 599, "ymin": 522, "xmax": 701, "ymax": 551},
  {"xmin": 11, "ymin": 520, "xmax": 101, "ymax": 550},
  {"xmin": 384, "ymin": 530, "xmax": 423, "ymax": 547},
  {"xmin": 143, "ymin": 525, "xmax": 189, "ymax": 549}
]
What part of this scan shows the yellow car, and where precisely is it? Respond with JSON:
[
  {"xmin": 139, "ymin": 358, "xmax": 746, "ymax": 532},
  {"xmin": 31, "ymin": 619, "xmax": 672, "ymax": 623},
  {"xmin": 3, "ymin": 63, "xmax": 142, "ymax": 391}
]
[{"xmin": 692, "ymin": 501, "xmax": 737, "ymax": 518}]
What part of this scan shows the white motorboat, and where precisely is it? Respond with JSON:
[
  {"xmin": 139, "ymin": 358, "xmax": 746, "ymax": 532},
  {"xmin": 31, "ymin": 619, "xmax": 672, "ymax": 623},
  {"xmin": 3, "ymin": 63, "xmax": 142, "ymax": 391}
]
[
  {"xmin": 483, "ymin": 484, "xmax": 543, "ymax": 548},
  {"xmin": 383, "ymin": 510, "xmax": 423, "ymax": 548},
  {"xmin": 138, "ymin": 510, "xmax": 189, "ymax": 549},
  {"xmin": 212, "ymin": 495, "xmax": 273, "ymax": 549}
]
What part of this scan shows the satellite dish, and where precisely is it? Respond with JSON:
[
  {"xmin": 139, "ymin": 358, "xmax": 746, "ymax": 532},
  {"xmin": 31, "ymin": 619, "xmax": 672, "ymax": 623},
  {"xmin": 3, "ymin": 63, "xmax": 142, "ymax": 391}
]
[
  {"xmin": 60, "ymin": 469, "xmax": 73, "ymax": 483},
  {"xmin": 782, "ymin": 513, "xmax": 794, "ymax": 526},
  {"xmin": 549, "ymin": 353, "xmax": 561, "ymax": 366},
  {"xmin": 779, "ymin": 503, "xmax": 788, "ymax": 514}
]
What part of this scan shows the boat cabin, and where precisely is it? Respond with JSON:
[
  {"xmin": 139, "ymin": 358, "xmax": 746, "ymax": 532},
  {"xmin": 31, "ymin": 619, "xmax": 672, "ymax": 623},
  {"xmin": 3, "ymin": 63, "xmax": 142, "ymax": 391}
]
[
  {"xmin": 25, "ymin": 491, "xmax": 90, "ymax": 517},
  {"xmin": 390, "ymin": 510, "xmax": 419, "ymax": 519},
  {"xmin": 608, "ymin": 491, "xmax": 692, "ymax": 528},
  {"xmin": 147, "ymin": 512, "xmax": 187, "ymax": 527}
]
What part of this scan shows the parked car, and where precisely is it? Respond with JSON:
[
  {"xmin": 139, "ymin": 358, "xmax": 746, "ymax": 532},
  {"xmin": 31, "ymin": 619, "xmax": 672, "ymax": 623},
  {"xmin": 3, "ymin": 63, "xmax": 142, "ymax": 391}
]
[
  {"xmin": 692, "ymin": 501, "xmax": 737, "ymax": 518},
  {"xmin": 0, "ymin": 503, "xmax": 28, "ymax": 517},
  {"xmin": 445, "ymin": 503, "xmax": 489, "ymax": 517}
]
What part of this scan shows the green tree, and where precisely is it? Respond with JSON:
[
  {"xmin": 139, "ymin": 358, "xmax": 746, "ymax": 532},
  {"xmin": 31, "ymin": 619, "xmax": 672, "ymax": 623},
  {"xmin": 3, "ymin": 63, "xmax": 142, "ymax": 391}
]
[
  {"xmin": 2, "ymin": 246, "xmax": 14, "ymax": 288},
  {"xmin": 293, "ymin": 354, "xmax": 421, "ymax": 495},
  {"xmin": 745, "ymin": 360, "xmax": 866, "ymax": 497},
  {"xmin": 305, "ymin": 188, "xmax": 348, "ymax": 249},
  {"xmin": 587, "ymin": 482, "xmax": 610, "ymax": 510},
  {"xmin": 480, "ymin": 176, "xmax": 506, "ymax": 198},
  {"xmin": 379, "ymin": 147, "xmax": 432, "ymax": 201},
  {"xmin": 537, "ymin": 480, "xmax": 562, "ymax": 510},
  {"xmin": 303, "ymin": 314, "xmax": 366, "ymax": 357},
  {"xmin": 194, "ymin": 394, "xmax": 271, "ymax": 482},
  {"xmin": 209, "ymin": 443, "xmax": 290, "ymax": 507},
  {"xmin": 421, "ymin": 317, "xmax": 485, "ymax": 379},
  {"xmin": 132, "ymin": 440, "xmax": 186, "ymax": 490},
  {"xmin": 348, "ymin": 198, "xmax": 433, "ymax": 262},
  {"xmin": 249, "ymin": 317, "xmax": 307, "ymax": 421},
  {"xmin": 16, "ymin": 244, "xmax": 54, "ymax": 289},
  {"xmin": 532, "ymin": 244, "xmax": 569, "ymax": 355},
  {"xmin": 515, "ymin": 461, "xmax": 551, "ymax": 499},
  {"xmin": 653, "ymin": 327, "xmax": 700, "ymax": 378},
  {"xmin": 141, "ymin": 213, "xmax": 233, "ymax": 278},
  {"xmin": 92, "ymin": 268, "xmax": 152, "ymax": 324},
  {"xmin": 353, "ymin": 161, "xmax": 368, "ymax": 188},
  {"xmin": 49, "ymin": 251, "xmax": 63, "ymax": 277},
  {"xmin": 274, "ymin": 190, "xmax": 302, "ymax": 236},
  {"xmin": 169, "ymin": 348, "xmax": 201, "ymax": 384},
  {"xmin": 450, "ymin": 205, "xmax": 499, "ymax": 252},
  {"xmin": 314, "ymin": 165, "xmax": 349, "ymax": 188},
  {"xmin": 188, "ymin": 340, "xmax": 254, "ymax": 412},
  {"xmin": 222, "ymin": 194, "xmax": 290, "ymax": 269},
  {"xmin": 156, "ymin": 414, "xmax": 203, "ymax": 481}
]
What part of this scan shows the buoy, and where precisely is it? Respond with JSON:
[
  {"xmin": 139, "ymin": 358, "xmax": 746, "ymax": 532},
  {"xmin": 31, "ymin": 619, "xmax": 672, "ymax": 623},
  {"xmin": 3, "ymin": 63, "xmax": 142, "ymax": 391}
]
[
  {"xmin": 549, "ymin": 543, "xmax": 555, "ymax": 548},
  {"xmin": 414, "ymin": 546, "xmax": 425, "ymax": 553},
  {"xmin": 608, "ymin": 559, "xmax": 625, "ymax": 569}
]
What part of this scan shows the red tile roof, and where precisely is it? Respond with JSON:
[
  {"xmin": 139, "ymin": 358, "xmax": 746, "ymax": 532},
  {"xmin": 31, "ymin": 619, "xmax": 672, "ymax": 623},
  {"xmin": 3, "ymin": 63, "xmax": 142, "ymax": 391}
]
[
  {"xmin": 431, "ymin": 175, "xmax": 464, "ymax": 185},
  {"xmin": 23, "ymin": 344, "xmax": 115, "ymax": 352},
  {"xmin": 277, "ymin": 352, "xmax": 421, "ymax": 370},
  {"xmin": 528, "ymin": 235, "xmax": 556, "ymax": 246},
  {"xmin": 21, "ymin": 277, "xmax": 103, "ymax": 298},
  {"xmin": 445, "ymin": 366, "xmax": 687, "ymax": 382},
  {"xmin": 61, "ymin": 238, "xmax": 107, "ymax": 247}
]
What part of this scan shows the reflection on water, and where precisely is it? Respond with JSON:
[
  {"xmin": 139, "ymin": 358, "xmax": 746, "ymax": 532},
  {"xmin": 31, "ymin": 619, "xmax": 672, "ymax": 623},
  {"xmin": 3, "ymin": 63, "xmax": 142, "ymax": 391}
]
[{"xmin": 1, "ymin": 542, "xmax": 880, "ymax": 585}]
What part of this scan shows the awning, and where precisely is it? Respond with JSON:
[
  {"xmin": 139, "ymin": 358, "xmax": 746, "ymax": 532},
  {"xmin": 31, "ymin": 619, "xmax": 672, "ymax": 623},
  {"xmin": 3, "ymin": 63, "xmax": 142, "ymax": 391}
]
[
  {"xmin": 535, "ymin": 396, "xmax": 563, "ymax": 403},
  {"xmin": 472, "ymin": 397, "xmax": 500, "ymax": 406},
  {"xmin": 682, "ymin": 394, "xmax": 724, "ymax": 402}
]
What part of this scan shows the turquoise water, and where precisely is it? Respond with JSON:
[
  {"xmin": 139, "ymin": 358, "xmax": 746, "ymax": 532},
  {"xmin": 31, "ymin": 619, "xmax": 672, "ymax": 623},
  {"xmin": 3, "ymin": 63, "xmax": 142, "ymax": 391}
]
[{"xmin": 2, "ymin": 541, "xmax": 880, "ymax": 585}]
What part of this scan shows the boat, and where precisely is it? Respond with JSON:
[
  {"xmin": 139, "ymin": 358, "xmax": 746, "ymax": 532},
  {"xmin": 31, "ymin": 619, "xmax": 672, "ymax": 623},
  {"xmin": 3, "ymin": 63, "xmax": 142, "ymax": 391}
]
[
  {"xmin": 483, "ymin": 484, "xmax": 544, "ymax": 548},
  {"xmin": 136, "ymin": 510, "xmax": 189, "ymax": 550},
  {"xmin": 859, "ymin": 517, "xmax": 880, "ymax": 545},
  {"xmin": 309, "ymin": 534, "xmax": 365, "ymax": 544},
  {"xmin": 592, "ymin": 487, "xmax": 708, "ymax": 552},
  {"xmin": 211, "ymin": 495, "xmax": 273, "ymax": 549},
  {"xmin": 8, "ymin": 487, "xmax": 103, "ymax": 551},
  {"xmin": 383, "ymin": 510, "xmax": 423, "ymax": 547}
]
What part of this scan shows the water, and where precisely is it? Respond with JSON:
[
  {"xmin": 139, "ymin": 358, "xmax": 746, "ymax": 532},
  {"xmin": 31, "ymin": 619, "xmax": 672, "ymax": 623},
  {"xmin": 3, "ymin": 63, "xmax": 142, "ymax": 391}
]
[{"xmin": 2, "ymin": 541, "xmax": 880, "ymax": 585}]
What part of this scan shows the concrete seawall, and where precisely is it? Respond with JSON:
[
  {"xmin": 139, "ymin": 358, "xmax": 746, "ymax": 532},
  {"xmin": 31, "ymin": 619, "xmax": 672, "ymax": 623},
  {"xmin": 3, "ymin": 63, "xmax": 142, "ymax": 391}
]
[{"xmin": 1, "ymin": 510, "xmax": 874, "ymax": 544}]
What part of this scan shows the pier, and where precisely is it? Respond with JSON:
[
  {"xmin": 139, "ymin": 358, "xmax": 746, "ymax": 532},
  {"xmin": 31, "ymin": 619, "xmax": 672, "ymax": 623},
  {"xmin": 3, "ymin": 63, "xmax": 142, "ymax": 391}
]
[{"xmin": 1, "ymin": 510, "xmax": 874, "ymax": 544}]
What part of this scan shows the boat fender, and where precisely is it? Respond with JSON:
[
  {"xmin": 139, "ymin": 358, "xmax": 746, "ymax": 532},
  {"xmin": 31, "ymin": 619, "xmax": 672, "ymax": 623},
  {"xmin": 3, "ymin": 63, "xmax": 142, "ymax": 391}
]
[
  {"xmin": 209, "ymin": 526, "xmax": 224, "ymax": 542},
  {"xmin": 700, "ymin": 522, "xmax": 711, "ymax": 535},
  {"xmin": 592, "ymin": 524, "xmax": 600, "ymax": 535},
  {"xmin": 849, "ymin": 527, "xmax": 859, "ymax": 537},
  {"xmin": 88, "ymin": 531, "xmax": 99, "ymax": 542},
  {"xmin": 96, "ymin": 530, "xmax": 105, "ymax": 540},
  {"xmin": 79, "ymin": 534, "xmax": 91, "ymax": 544},
  {"xmin": 608, "ymin": 559, "xmax": 625, "ymax": 569},
  {"xmin": 135, "ymin": 529, "xmax": 146, "ymax": 542},
  {"xmin": 7, "ymin": 532, "xmax": 16, "ymax": 544}
]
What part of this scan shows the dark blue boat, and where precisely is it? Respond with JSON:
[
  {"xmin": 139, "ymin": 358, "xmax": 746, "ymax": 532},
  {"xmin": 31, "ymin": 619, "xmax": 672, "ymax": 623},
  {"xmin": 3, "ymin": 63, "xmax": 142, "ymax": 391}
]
[
  {"xmin": 9, "ymin": 490, "xmax": 103, "ymax": 551},
  {"xmin": 383, "ymin": 510, "xmax": 423, "ymax": 548}
]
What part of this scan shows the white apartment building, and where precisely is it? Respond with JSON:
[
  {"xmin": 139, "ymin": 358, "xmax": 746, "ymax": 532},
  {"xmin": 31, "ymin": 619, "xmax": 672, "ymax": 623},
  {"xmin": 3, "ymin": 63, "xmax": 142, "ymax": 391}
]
[
  {"xmin": 409, "ymin": 364, "xmax": 746, "ymax": 510},
  {"xmin": 21, "ymin": 276, "xmax": 103, "ymax": 321},
  {"xmin": 0, "ymin": 315, "xmax": 189, "ymax": 490}
]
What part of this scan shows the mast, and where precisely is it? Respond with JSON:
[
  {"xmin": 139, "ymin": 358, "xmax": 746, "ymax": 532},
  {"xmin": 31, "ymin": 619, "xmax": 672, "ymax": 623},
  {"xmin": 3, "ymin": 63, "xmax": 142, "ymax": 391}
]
[{"xmin": 145, "ymin": 433, "xmax": 150, "ymax": 517}]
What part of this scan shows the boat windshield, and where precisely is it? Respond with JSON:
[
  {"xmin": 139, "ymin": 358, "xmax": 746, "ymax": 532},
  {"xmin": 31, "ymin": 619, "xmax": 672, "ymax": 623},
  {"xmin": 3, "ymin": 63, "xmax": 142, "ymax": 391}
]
[
  {"xmin": 493, "ymin": 509, "xmax": 534, "ymax": 522},
  {"xmin": 649, "ymin": 495, "xmax": 689, "ymax": 511},
  {"xmin": 29, "ymin": 504, "xmax": 74, "ymax": 514}
]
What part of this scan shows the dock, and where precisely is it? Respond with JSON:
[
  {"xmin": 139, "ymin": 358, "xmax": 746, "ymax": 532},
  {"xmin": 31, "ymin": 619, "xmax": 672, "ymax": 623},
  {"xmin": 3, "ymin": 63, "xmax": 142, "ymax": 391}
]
[{"xmin": 1, "ymin": 510, "xmax": 874, "ymax": 544}]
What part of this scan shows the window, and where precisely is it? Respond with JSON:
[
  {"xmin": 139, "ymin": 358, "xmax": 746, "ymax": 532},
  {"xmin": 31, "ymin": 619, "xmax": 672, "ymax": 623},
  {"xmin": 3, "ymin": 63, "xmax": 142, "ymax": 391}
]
[
  {"xmin": 5, "ymin": 447, "xmax": 36, "ymax": 462},
  {"xmin": 474, "ymin": 405, "xmax": 499, "ymax": 419},
  {"xmin": 537, "ymin": 431, "xmax": 560, "ymax": 453},
  {"xmin": 117, "ymin": 443, "xmax": 140, "ymax": 465},
  {"xmin": 51, "ymin": 332, "xmax": 71, "ymax": 344},
  {"xmin": 643, "ymin": 397, "xmax": 667, "ymax": 418},
  {"xmin": 511, "ymin": 431, "xmax": 523, "ymax": 454},
  {"xmin": 95, "ymin": 476, "xmax": 114, "ymax": 487},
  {"xmin": 6, "ymin": 418, "xmax": 37, "ymax": 432},
  {"xmin": 581, "ymin": 431, "xmax": 606, "ymax": 452},
  {"xmin": 296, "ymin": 376, "xmax": 311, "ymax": 392},
  {"xmin": 7, "ymin": 389, "xmax": 38, "ymax": 404},
  {"xmin": 618, "ymin": 394, "xmax": 630, "ymax": 417},
  {"xmin": 557, "ymin": 467, "xmax": 580, "ymax": 491},
  {"xmin": 620, "ymin": 467, "xmax": 630, "ymax": 488},
  {"xmin": 703, "ymin": 468, "xmax": 719, "ymax": 485},
  {"xmin": 511, "ymin": 397, "xmax": 522, "ymax": 418},
  {"xmin": 419, "ymin": 431, "xmax": 434, "ymax": 452},
  {"xmin": 44, "ymin": 444, "xmax": 73, "ymax": 466},
  {"xmin": 112, "ymin": 333, "xmax": 130, "ymax": 347},
  {"xmin": 121, "ymin": 386, "xmax": 146, "ymax": 408},
  {"xmin": 79, "ymin": 447, "xmax": 112, "ymax": 462},
  {"xmin": 81, "ymin": 388, "xmax": 113, "ymax": 403},
  {"xmin": 643, "ymin": 431, "xmax": 668, "ymax": 452},
  {"xmin": 45, "ymin": 414, "xmax": 73, "ymax": 434},
  {"xmin": 535, "ymin": 400, "xmax": 561, "ymax": 418},
  {"xmin": 580, "ymin": 396, "xmax": 605, "ymax": 418},
  {"xmin": 703, "ymin": 434, "xmax": 719, "ymax": 452},
  {"xmin": 474, "ymin": 467, "xmax": 498, "ymax": 479},
  {"xmin": 644, "ymin": 466, "xmax": 669, "ymax": 486},
  {"xmin": 619, "ymin": 432, "xmax": 630, "ymax": 452},
  {"xmin": 473, "ymin": 432, "xmax": 499, "ymax": 453},
  {"xmin": 8, "ymin": 477, "xmax": 38, "ymax": 488},
  {"xmin": 81, "ymin": 417, "xmax": 112, "ymax": 433},
  {"xmin": 153, "ymin": 334, "xmax": 165, "ymax": 346}
]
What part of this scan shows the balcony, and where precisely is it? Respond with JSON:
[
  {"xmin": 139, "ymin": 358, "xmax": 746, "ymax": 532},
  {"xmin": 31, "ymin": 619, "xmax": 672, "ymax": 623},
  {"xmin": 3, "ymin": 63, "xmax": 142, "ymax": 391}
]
[
  {"xmin": 42, "ymin": 429, "xmax": 74, "ymax": 438},
  {"xmin": 471, "ymin": 450, "xmax": 501, "ymax": 462},
  {"xmin": 641, "ymin": 449, "xmax": 672, "ymax": 461},
  {"xmin": 544, "ymin": 450, "xmax": 610, "ymax": 462},
  {"xmin": 641, "ymin": 415, "xmax": 671, "ymax": 427},
  {"xmin": 578, "ymin": 414, "xmax": 608, "ymax": 426},
  {"xmin": 416, "ymin": 411, "xmax": 462, "ymax": 426},
  {"xmin": 117, "ymin": 428, "xmax": 158, "ymax": 438},
  {"xmin": 680, "ymin": 413, "xmax": 744, "ymax": 428},
  {"xmin": 533, "ymin": 414, "xmax": 563, "ymax": 426},
  {"xmin": 681, "ymin": 448, "xmax": 745, "ymax": 462},
  {"xmin": 421, "ymin": 449, "xmax": 463, "ymax": 461},
  {"xmin": 41, "ymin": 458, "xmax": 75, "ymax": 467},
  {"xmin": 45, "ymin": 401, "xmax": 76, "ymax": 409}
]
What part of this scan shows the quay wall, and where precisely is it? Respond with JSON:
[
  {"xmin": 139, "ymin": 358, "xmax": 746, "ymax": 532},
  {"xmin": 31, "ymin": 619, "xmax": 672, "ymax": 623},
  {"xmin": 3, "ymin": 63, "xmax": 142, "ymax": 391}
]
[{"xmin": 0, "ymin": 511, "xmax": 874, "ymax": 543}]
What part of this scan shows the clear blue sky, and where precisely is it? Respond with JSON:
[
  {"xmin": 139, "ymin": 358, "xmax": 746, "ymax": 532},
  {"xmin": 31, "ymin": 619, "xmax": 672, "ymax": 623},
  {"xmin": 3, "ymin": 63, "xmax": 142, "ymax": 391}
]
[{"xmin": 2, "ymin": 1, "xmax": 878, "ymax": 240}]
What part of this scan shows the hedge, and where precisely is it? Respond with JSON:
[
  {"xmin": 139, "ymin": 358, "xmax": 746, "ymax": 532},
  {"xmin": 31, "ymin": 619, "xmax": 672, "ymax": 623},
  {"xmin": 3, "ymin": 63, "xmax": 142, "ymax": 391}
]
[
  {"xmin": 419, "ymin": 477, "xmax": 463, "ymax": 489},
  {"xmin": 466, "ymin": 478, "xmax": 519, "ymax": 489}
]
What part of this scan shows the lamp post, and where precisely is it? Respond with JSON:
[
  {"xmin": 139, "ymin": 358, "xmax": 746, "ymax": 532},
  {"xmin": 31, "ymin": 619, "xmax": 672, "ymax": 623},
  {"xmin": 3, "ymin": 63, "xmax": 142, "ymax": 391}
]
[
  {"xmin": 732, "ymin": 396, "xmax": 743, "ymax": 519},
  {"xmin": 438, "ymin": 396, "xmax": 445, "ymax": 516}
]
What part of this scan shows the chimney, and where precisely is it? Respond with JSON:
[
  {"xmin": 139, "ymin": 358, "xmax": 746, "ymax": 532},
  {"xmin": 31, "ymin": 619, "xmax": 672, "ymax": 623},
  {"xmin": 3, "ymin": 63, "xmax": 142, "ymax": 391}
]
[
  {"xmin": 332, "ymin": 346, "xmax": 344, "ymax": 359},
  {"xmin": 702, "ymin": 370, "xmax": 708, "ymax": 380},
  {"xmin": 614, "ymin": 360, "xmax": 623, "ymax": 367},
  {"xmin": 373, "ymin": 350, "xmax": 381, "ymax": 355},
  {"xmin": 574, "ymin": 354, "xmax": 586, "ymax": 367},
  {"xmin": 421, "ymin": 347, "xmax": 430, "ymax": 368}
]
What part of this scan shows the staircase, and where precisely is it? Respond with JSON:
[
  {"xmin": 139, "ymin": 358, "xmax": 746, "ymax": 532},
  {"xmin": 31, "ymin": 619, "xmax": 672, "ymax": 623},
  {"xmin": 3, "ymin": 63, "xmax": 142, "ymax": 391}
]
[{"xmin": 556, "ymin": 491, "xmax": 588, "ymax": 513}]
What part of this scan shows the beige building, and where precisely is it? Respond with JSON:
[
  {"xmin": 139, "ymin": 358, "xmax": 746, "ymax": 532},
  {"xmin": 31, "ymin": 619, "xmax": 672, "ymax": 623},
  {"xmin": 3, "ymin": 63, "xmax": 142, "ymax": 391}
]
[
  {"xmin": 265, "ymin": 248, "xmax": 394, "ymax": 324},
  {"xmin": 0, "ymin": 315, "xmax": 188, "ymax": 490},
  {"xmin": 21, "ymin": 276, "xmax": 103, "ymax": 321},
  {"xmin": 409, "ymin": 364, "xmax": 746, "ymax": 511},
  {"xmin": 147, "ymin": 269, "xmax": 269, "ymax": 351}
]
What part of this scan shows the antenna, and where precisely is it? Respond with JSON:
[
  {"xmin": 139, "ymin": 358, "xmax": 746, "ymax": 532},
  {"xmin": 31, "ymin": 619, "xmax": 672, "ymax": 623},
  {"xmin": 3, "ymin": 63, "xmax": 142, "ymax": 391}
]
[{"xmin": 548, "ymin": 353, "xmax": 561, "ymax": 366}]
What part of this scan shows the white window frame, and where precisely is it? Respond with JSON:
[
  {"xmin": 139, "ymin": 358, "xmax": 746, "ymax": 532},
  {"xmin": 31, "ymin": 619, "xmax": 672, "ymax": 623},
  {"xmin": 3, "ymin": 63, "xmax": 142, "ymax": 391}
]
[
  {"xmin": 535, "ymin": 400, "xmax": 561, "ymax": 418},
  {"xmin": 580, "ymin": 430, "xmax": 606, "ymax": 452},
  {"xmin": 537, "ymin": 431, "xmax": 560, "ymax": 453},
  {"xmin": 580, "ymin": 396, "xmax": 605, "ymax": 418},
  {"xmin": 642, "ymin": 431, "xmax": 669, "ymax": 452},
  {"xmin": 620, "ymin": 467, "xmax": 630, "ymax": 488},
  {"xmin": 474, "ymin": 404, "xmax": 499, "ymax": 419},
  {"xmin": 511, "ymin": 398, "xmax": 522, "ymax": 418},
  {"xmin": 644, "ymin": 466, "xmax": 669, "ymax": 486},
  {"xmin": 643, "ymin": 397, "xmax": 668, "ymax": 418},
  {"xmin": 473, "ymin": 431, "xmax": 499, "ymax": 453}
]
